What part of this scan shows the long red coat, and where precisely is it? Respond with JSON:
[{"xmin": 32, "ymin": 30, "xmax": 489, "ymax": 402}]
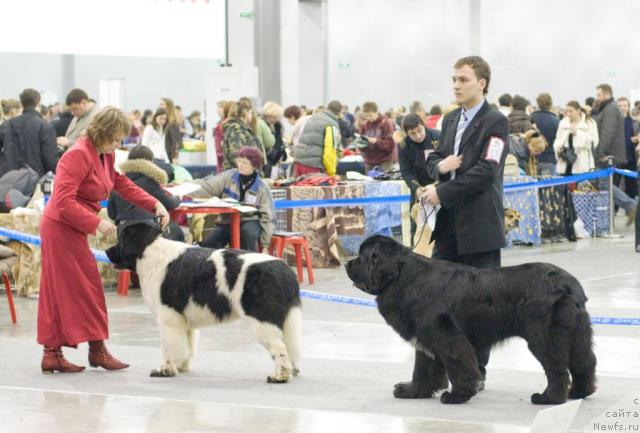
[{"xmin": 37, "ymin": 137, "xmax": 157, "ymax": 347}]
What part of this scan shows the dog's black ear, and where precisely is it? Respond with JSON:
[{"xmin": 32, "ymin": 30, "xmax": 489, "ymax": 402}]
[{"xmin": 366, "ymin": 244, "xmax": 400, "ymax": 295}]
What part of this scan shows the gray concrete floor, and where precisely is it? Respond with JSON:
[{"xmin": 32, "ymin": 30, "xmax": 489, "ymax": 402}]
[{"xmin": 1, "ymin": 216, "xmax": 639, "ymax": 433}]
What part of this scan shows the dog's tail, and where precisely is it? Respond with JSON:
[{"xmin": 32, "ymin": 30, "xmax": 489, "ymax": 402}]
[
  {"xmin": 283, "ymin": 306, "xmax": 302, "ymax": 369},
  {"xmin": 568, "ymin": 307, "xmax": 597, "ymax": 398}
]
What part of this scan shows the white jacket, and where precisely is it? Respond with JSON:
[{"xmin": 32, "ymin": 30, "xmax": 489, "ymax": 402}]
[
  {"xmin": 141, "ymin": 125, "xmax": 169, "ymax": 162},
  {"xmin": 553, "ymin": 114, "xmax": 598, "ymax": 174}
]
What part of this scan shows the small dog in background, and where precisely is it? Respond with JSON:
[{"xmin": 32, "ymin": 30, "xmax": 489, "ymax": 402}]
[{"xmin": 504, "ymin": 208, "xmax": 522, "ymax": 236}]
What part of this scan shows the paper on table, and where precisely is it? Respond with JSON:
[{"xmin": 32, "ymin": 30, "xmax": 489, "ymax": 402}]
[
  {"xmin": 179, "ymin": 196, "xmax": 258, "ymax": 213},
  {"xmin": 164, "ymin": 182, "xmax": 202, "ymax": 197}
]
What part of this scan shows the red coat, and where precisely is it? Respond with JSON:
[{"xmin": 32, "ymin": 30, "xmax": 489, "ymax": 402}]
[{"xmin": 37, "ymin": 137, "xmax": 157, "ymax": 347}]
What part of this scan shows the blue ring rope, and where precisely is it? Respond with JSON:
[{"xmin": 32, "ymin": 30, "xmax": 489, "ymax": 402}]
[
  {"xmin": 274, "ymin": 169, "xmax": 615, "ymax": 208},
  {"xmin": 614, "ymin": 168, "xmax": 639, "ymax": 179},
  {"xmin": 0, "ymin": 227, "xmax": 636, "ymax": 326}
]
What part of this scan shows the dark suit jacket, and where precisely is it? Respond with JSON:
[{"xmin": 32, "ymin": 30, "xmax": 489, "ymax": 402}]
[{"xmin": 426, "ymin": 101, "xmax": 509, "ymax": 255}]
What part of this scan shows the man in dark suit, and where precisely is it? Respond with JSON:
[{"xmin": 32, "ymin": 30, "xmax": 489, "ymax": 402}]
[{"xmin": 422, "ymin": 56, "xmax": 509, "ymax": 389}]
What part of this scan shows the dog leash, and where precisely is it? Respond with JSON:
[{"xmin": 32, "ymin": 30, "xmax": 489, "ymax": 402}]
[{"xmin": 410, "ymin": 200, "xmax": 435, "ymax": 251}]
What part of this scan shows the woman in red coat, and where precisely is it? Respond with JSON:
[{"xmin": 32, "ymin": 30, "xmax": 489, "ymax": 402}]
[{"xmin": 38, "ymin": 107, "xmax": 169, "ymax": 373}]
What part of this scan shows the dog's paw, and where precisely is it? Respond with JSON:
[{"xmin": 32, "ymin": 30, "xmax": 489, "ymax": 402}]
[
  {"xmin": 267, "ymin": 368, "xmax": 292, "ymax": 384},
  {"xmin": 531, "ymin": 392, "xmax": 566, "ymax": 405},
  {"xmin": 150, "ymin": 368, "xmax": 176, "ymax": 378},
  {"xmin": 292, "ymin": 367, "xmax": 300, "ymax": 377},
  {"xmin": 440, "ymin": 391, "xmax": 472, "ymax": 404},
  {"xmin": 393, "ymin": 381, "xmax": 435, "ymax": 399}
]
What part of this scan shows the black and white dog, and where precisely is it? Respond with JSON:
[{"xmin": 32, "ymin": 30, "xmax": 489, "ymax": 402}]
[{"xmin": 106, "ymin": 220, "xmax": 302, "ymax": 383}]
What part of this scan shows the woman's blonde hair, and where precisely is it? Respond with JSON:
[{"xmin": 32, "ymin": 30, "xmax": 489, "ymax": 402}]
[
  {"xmin": 87, "ymin": 106, "xmax": 131, "ymax": 151},
  {"xmin": 262, "ymin": 101, "xmax": 283, "ymax": 119},
  {"xmin": 160, "ymin": 97, "xmax": 178, "ymax": 125}
]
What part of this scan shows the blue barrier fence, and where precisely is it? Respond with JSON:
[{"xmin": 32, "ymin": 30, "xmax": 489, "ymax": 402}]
[
  {"xmin": 0, "ymin": 226, "xmax": 637, "ymax": 326},
  {"xmin": 274, "ymin": 167, "xmax": 636, "ymax": 209}
]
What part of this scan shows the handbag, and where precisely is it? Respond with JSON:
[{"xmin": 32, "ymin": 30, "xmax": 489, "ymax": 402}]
[{"xmin": 560, "ymin": 145, "xmax": 577, "ymax": 165}]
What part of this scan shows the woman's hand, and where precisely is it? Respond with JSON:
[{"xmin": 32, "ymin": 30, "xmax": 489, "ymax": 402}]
[
  {"xmin": 97, "ymin": 220, "xmax": 116, "ymax": 236},
  {"xmin": 155, "ymin": 202, "xmax": 170, "ymax": 228}
]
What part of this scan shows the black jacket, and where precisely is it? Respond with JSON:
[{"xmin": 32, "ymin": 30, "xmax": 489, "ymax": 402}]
[
  {"xmin": 426, "ymin": 101, "xmax": 509, "ymax": 255},
  {"xmin": 593, "ymin": 98, "xmax": 626, "ymax": 166},
  {"xmin": 530, "ymin": 110, "xmax": 559, "ymax": 164},
  {"xmin": 108, "ymin": 159, "xmax": 180, "ymax": 222},
  {"xmin": 398, "ymin": 128, "xmax": 440, "ymax": 191},
  {"xmin": 0, "ymin": 108, "xmax": 58, "ymax": 176}
]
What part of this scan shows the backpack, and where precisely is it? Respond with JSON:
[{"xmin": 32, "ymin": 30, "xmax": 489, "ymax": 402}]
[{"xmin": 0, "ymin": 165, "xmax": 40, "ymax": 212}]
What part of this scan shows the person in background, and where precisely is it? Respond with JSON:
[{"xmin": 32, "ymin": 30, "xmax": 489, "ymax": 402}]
[
  {"xmin": 37, "ymin": 107, "xmax": 169, "ymax": 373},
  {"xmin": 192, "ymin": 146, "xmax": 273, "ymax": 252},
  {"xmin": 508, "ymin": 95, "xmax": 533, "ymax": 133},
  {"xmin": 159, "ymin": 98, "xmax": 182, "ymax": 163},
  {"xmin": 51, "ymin": 105, "xmax": 74, "ymax": 139},
  {"xmin": 141, "ymin": 109, "xmax": 153, "ymax": 129},
  {"xmin": 426, "ymin": 105, "xmax": 442, "ymax": 129},
  {"xmin": 398, "ymin": 113, "xmax": 440, "ymax": 236},
  {"xmin": 530, "ymin": 93, "xmax": 560, "ymax": 176},
  {"xmin": 108, "ymin": 144, "xmax": 183, "ymax": 241},
  {"xmin": 222, "ymin": 100, "xmax": 263, "ymax": 170},
  {"xmin": 409, "ymin": 101, "xmax": 429, "ymax": 126},
  {"xmin": 141, "ymin": 108, "xmax": 170, "ymax": 162},
  {"xmin": 213, "ymin": 100, "xmax": 229, "ymax": 171},
  {"xmin": 262, "ymin": 101, "xmax": 286, "ymax": 175},
  {"xmin": 615, "ymin": 97, "xmax": 639, "ymax": 199},
  {"xmin": 359, "ymin": 101, "xmax": 396, "ymax": 171},
  {"xmin": 0, "ymin": 99, "xmax": 22, "ymax": 124},
  {"xmin": 0, "ymin": 89, "xmax": 58, "ymax": 177},
  {"xmin": 57, "ymin": 88, "xmax": 100, "ymax": 150},
  {"xmin": 592, "ymin": 84, "xmax": 637, "ymax": 225},
  {"xmin": 553, "ymin": 101, "xmax": 597, "ymax": 176},
  {"xmin": 292, "ymin": 100, "xmax": 342, "ymax": 176},
  {"xmin": 187, "ymin": 110, "xmax": 205, "ymax": 140},
  {"xmin": 283, "ymin": 105, "xmax": 309, "ymax": 151},
  {"xmin": 497, "ymin": 93, "xmax": 512, "ymax": 117},
  {"xmin": 584, "ymin": 97, "xmax": 595, "ymax": 116},
  {"xmin": 239, "ymin": 97, "xmax": 275, "ymax": 155}
]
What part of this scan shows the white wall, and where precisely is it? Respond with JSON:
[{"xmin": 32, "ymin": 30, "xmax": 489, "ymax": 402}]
[
  {"xmin": 0, "ymin": 0, "xmax": 255, "ymax": 117},
  {"xmin": 481, "ymin": 0, "xmax": 640, "ymax": 107},
  {"xmin": 298, "ymin": 1, "xmax": 327, "ymax": 107},
  {"xmin": 327, "ymin": 0, "xmax": 471, "ymax": 110}
]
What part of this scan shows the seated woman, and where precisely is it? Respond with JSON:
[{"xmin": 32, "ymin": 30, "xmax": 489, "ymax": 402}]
[
  {"xmin": 107, "ymin": 145, "xmax": 184, "ymax": 241},
  {"xmin": 191, "ymin": 146, "xmax": 274, "ymax": 252}
]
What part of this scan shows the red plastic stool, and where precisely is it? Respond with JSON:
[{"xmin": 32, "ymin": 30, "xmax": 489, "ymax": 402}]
[
  {"xmin": 117, "ymin": 270, "xmax": 130, "ymax": 296},
  {"xmin": 2, "ymin": 272, "xmax": 16, "ymax": 324},
  {"xmin": 269, "ymin": 232, "xmax": 314, "ymax": 285}
]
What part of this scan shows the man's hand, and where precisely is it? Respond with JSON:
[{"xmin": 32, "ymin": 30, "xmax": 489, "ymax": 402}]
[
  {"xmin": 437, "ymin": 155, "xmax": 464, "ymax": 174},
  {"xmin": 56, "ymin": 136, "xmax": 71, "ymax": 148},
  {"xmin": 366, "ymin": 137, "xmax": 378, "ymax": 144},
  {"xmin": 420, "ymin": 184, "xmax": 440, "ymax": 206},
  {"xmin": 632, "ymin": 135, "xmax": 639, "ymax": 144}
]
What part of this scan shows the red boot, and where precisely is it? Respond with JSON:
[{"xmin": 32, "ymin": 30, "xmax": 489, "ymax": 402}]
[
  {"xmin": 41, "ymin": 346, "xmax": 86, "ymax": 374},
  {"xmin": 88, "ymin": 341, "xmax": 129, "ymax": 370}
]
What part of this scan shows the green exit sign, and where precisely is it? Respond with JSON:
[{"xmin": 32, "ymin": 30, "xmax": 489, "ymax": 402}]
[{"xmin": 239, "ymin": 11, "xmax": 254, "ymax": 18}]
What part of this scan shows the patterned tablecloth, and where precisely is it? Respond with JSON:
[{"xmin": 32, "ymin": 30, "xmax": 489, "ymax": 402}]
[{"xmin": 504, "ymin": 176, "xmax": 542, "ymax": 245}]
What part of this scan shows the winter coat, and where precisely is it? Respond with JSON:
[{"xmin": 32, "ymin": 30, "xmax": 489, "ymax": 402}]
[
  {"xmin": 359, "ymin": 114, "xmax": 396, "ymax": 166},
  {"xmin": 0, "ymin": 108, "xmax": 58, "ymax": 176},
  {"xmin": 191, "ymin": 168, "xmax": 274, "ymax": 247},
  {"xmin": 593, "ymin": 98, "xmax": 627, "ymax": 166},
  {"xmin": 294, "ymin": 111, "xmax": 341, "ymax": 169},
  {"xmin": 222, "ymin": 119, "xmax": 263, "ymax": 170},
  {"xmin": 553, "ymin": 114, "xmax": 598, "ymax": 174},
  {"xmin": 530, "ymin": 110, "xmax": 559, "ymax": 164}
]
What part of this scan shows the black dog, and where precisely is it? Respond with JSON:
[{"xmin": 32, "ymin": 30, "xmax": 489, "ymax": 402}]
[
  {"xmin": 106, "ymin": 220, "xmax": 302, "ymax": 382},
  {"xmin": 346, "ymin": 235, "xmax": 596, "ymax": 405}
]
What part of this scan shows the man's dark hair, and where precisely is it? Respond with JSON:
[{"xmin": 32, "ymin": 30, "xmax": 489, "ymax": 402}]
[
  {"xmin": 536, "ymin": 93, "xmax": 553, "ymax": 111},
  {"xmin": 454, "ymin": 56, "xmax": 491, "ymax": 95},
  {"xmin": 66, "ymin": 88, "xmax": 89, "ymax": 105},
  {"xmin": 498, "ymin": 93, "xmax": 512, "ymax": 107},
  {"xmin": 19, "ymin": 88, "xmax": 41, "ymax": 110},
  {"xmin": 327, "ymin": 100, "xmax": 342, "ymax": 116},
  {"xmin": 429, "ymin": 105, "xmax": 442, "ymax": 115},
  {"xmin": 128, "ymin": 145, "xmax": 154, "ymax": 161},
  {"xmin": 511, "ymin": 95, "xmax": 529, "ymax": 111},
  {"xmin": 402, "ymin": 113, "xmax": 423, "ymax": 133},
  {"xmin": 596, "ymin": 83, "xmax": 613, "ymax": 96}
]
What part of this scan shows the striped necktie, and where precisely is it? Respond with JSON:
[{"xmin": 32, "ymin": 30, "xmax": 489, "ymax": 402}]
[{"xmin": 451, "ymin": 112, "xmax": 468, "ymax": 179}]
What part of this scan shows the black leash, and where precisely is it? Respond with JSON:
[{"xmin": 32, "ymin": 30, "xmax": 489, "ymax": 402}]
[{"xmin": 410, "ymin": 200, "xmax": 436, "ymax": 251}]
